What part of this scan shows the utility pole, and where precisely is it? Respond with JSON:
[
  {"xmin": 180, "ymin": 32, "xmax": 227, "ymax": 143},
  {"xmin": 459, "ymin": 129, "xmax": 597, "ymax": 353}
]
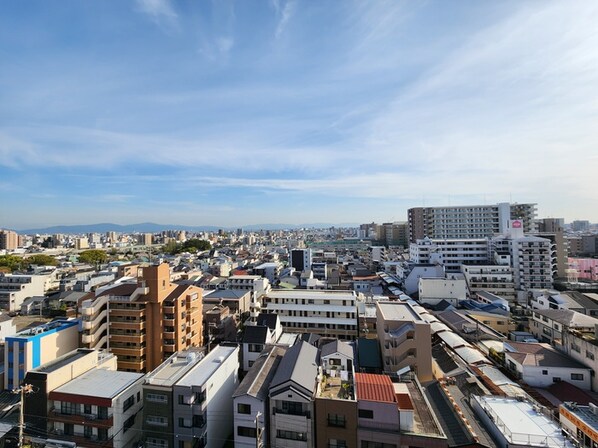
[
  {"xmin": 15, "ymin": 383, "xmax": 34, "ymax": 447},
  {"xmin": 255, "ymin": 411, "xmax": 264, "ymax": 448}
]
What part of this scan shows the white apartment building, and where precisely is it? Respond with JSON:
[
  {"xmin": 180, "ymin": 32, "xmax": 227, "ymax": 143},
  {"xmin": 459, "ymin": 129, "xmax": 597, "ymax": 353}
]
[
  {"xmin": 491, "ymin": 223, "xmax": 554, "ymax": 297},
  {"xmin": 408, "ymin": 202, "xmax": 537, "ymax": 242},
  {"xmin": 461, "ymin": 265, "xmax": 515, "ymax": 301},
  {"xmin": 227, "ymin": 275, "xmax": 271, "ymax": 299},
  {"xmin": 262, "ymin": 290, "xmax": 359, "ymax": 340},
  {"xmin": 0, "ymin": 271, "xmax": 58, "ymax": 312},
  {"xmin": 418, "ymin": 278, "xmax": 467, "ymax": 306},
  {"xmin": 409, "ymin": 238, "xmax": 491, "ymax": 272}
]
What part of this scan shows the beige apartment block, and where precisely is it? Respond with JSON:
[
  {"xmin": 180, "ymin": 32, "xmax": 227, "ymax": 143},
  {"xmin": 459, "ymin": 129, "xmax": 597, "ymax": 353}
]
[{"xmin": 376, "ymin": 301, "xmax": 433, "ymax": 382}]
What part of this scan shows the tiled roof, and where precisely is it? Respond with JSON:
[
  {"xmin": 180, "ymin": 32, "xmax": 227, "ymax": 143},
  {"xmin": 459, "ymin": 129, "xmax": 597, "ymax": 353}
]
[
  {"xmin": 355, "ymin": 373, "xmax": 396, "ymax": 403},
  {"xmin": 396, "ymin": 393, "xmax": 414, "ymax": 410}
]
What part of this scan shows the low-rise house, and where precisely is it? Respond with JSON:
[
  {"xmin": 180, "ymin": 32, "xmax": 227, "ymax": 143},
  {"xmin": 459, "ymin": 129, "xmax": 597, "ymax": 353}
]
[{"xmin": 504, "ymin": 341, "xmax": 592, "ymax": 389}]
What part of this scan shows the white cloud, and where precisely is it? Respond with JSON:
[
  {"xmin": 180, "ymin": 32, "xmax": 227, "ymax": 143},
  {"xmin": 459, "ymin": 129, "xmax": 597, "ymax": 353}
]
[
  {"xmin": 273, "ymin": 0, "xmax": 296, "ymax": 39},
  {"xmin": 135, "ymin": 0, "xmax": 178, "ymax": 30}
]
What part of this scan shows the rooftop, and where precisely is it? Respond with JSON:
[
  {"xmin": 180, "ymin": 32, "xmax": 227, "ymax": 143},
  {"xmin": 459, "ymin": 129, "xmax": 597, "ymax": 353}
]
[
  {"xmin": 145, "ymin": 349, "xmax": 204, "ymax": 387},
  {"xmin": 473, "ymin": 395, "xmax": 574, "ymax": 447},
  {"xmin": 176, "ymin": 345, "xmax": 238, "ymax": 387},
  {"xmin": 233, "ymin": 345, "xmax": 287, "ymax": 400},
  {"xmin": 267, "ymin": 289, "xmax": 356, "ymax": 301},
  {"xmin": 376, "ymin": 301, "xmax": 423, "ymax": 322},
  {"xmin": 52, "ymin": 369, "xmax": 143, "ymax": 399},
  {"xmin": 355, "ymin": 373, "xmax": 395, "ymax": 403},
  {"xmin": 505, "ymin": 341, "xmax": 589, "ymax": 369},
  {"xmin": 8, "ymin": 319, "xmax": 78, "ymax": 339}
]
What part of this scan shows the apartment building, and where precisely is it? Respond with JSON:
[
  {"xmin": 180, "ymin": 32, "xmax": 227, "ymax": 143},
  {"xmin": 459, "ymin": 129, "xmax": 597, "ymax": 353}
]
[
  {"xmin": 48, "ymin": 369, "xmax": 144, "ymax": 448},
  {"xmin": 409, "ymin": 238, "xmax": 491, "ymax": 272},
  {"xmin": 143, "ymin": 346, "xmax": 239, "ymax": 448},
  {"xmin": 491, "ymin": 223, "xmax": 555, "ymax": 296},
  {"xmin": 408, "ymin": 202, "xmax": 537, "ymax": 242},
  {"xmin": 376, "ymin": 301, "xmax": 433, "ymax": 382},
  {"xmin": 290, "ymin": 249, "xmax": 312, "ymax": 272},
  {"xmin": 262, "ymin": 290, "xmax": 359, "ymax": 340},
  {"xmin": 4, "ymin": 320, "xmax": 80, "ymax": 390},
  {"xmin": 227, "ymin": 275, "xmax": 271, "ymax": 299},
  {"xmin": 269, "ymin": 341, "xmax": 319, "ymax": 448},
  {"xmin": 461, "ymin": 264, "xmax": 515, "ymax": 301},
  {"xmin": 0, "ymin": 271, "xmax": 58, "ymax": 312},
  {"xmin": 0, "ymin": 229, "xmax": 18, "ymax": 251},
  {"xmin": 24, "ymin": 349, "xmax": 118, "ymax": 437},
  {"xmin": 80, "ymin": 263, "xmax": 203, "ymax": 373}
]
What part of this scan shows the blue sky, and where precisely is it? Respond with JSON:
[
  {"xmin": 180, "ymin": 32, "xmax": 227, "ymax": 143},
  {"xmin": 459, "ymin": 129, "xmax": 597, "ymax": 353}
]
[{"xmin": 1, "ymin": 0, "xmax": 597, "ymax": 229}]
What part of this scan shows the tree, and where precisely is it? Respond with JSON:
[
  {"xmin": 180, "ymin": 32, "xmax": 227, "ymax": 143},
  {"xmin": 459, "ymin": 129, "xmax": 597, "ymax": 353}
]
[
  {"xmin": 78, "ymin": 249, "xmax": 108, "ymax": 265},
  {"xmin": 23, "ymin": 254, "xmax": 58, "ymax": 267},
  {"xmin": 182, "ymin": 239, "xmax": 211, "ymax": 252},
  {"xmin": 0, "ymin": 255, "xmax": 24, "ymax": 272}
]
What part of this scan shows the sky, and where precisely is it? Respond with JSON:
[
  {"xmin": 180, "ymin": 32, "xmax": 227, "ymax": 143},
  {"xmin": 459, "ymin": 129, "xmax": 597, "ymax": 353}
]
[{"xmin": 1, "ymin": 0, "xmax": 598, "ymax": 230}]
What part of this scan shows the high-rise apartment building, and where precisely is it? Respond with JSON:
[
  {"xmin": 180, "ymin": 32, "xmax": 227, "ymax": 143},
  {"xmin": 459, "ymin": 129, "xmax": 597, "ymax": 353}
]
[
  {"xmin": 80, "ymin": 263, "xmax": 203, "ymax": 372},
  {"xmin": 0, "ymin": 229, "xmax": 18, "ymax": 251},
  {"xmin": 290, "ymin": 248, "xmax": 312, "ymax": 272},
  {"xmin": 408, "ymin": 202, "xmax": 537, "ymax": 242}
]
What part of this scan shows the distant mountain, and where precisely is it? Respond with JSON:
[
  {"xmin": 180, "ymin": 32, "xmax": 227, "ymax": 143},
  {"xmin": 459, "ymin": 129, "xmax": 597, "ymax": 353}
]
[{"xmin": 17, "ymin": 222, "xmax": 359, "ymax": 235}]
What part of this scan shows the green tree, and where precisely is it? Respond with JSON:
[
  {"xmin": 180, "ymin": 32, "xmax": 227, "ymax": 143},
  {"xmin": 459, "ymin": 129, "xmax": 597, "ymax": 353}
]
[
  {"xmin": 78, "ymin": 249, "xmax": 108, "ymax": 265},
  {"xmin": 0, "ymin": 255, "xmax": 25, "ymax": 272},
  {"xmin": 24, "ymin": 254, "xmax": 58, "ymax": 267},
  {"xmin": 162, "ymin": 240, "xmax": 181, "ymax": 255},
  {"xmin": 182, "ymin": 239, "xmax": 211, "ymax": 252}
]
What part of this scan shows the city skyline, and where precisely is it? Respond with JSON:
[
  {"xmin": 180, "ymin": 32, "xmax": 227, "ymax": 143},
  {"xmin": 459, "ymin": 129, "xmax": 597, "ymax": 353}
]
[{"xmin": 2, "ymin": 1, "xmax": 598, "ymax": 229}]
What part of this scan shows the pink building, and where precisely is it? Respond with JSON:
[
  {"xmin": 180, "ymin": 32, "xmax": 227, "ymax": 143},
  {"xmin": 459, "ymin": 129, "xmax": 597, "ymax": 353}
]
[{"xmin": 569, "ymin": 258, "xmax": 598, "ymax": 281}]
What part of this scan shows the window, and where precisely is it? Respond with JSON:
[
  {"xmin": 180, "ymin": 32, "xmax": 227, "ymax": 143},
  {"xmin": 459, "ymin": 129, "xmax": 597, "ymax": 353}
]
[
  {"xmin": 358, "ymin": 409, "xmax": 374, "ymax": 419},
  {"xmin": 237, "ymin": 403, "xmax": 251, "ymax": 414},
  {"xmin": 146, "ymin": 393, "xmax": 168, "ymax": 403},
  {"xmin": 98, "ymin": 428, "xmax": 108, "ymax": 441},
  {"xmin": 329, "ymin": 440, "xmax": 347, "ymax": 448},
  {"xmin": 84, "ymin": 404, "xmax": 92, "ymax": 415},
  {"xmin": 237, "ymin": 426, "xmax": 257, "ymax": 438},
  {"xmin": 123, "ymin": 395, "xmax": 135, "ymax": 412},
  {"xmin": 587, "ymin": 351, "xmax": 595, "ymax": 361},
  {"xmin": 193, "ymin": 414, "xmax": 206, "ymax": 428},
  {"xmin": 178, "ymin": 418, "xmax": 192, "ymax": 428},
  {"xmin": 64, "ymin": 424, "xmax": 74, "ymax": 436},
  {"xmin": 327, "ymin": 413, "xmax": 346, "ymax": 428},
  {"xmin": 146, "ymin": 438, "xmax": 167, "ymax": 448},
  {"xmin": 248, "ymin": 344, "xmax": 263, "ymax": 353},
  {"xmin": 571, "ymin": 373, "xmax": 584, "ymax": 381},
  {"xmin": 146, "ymin": 415, "xmax": 168, "ymax": 426},
  {"xmin": 124, "ymin": 415, "xmax": 136, "ymax": 433},
  {"xmin": 84, "ymin": 426, "xmax": 92, "ymax": 438},
  {"xmin": 61, "ymin": 402, "xmax": 77, "ymax": 415},
  {"xmin": 542, "ymin": 370, "xmax": 548, "ymax": 375},
  {"xmin": 361, "ymin": 442, "xmax": 396, "ymax": 448},
  {"xmin": 97, "ymin": 406, "xmax": 108, "ymax": 419},
  {"xmin": 553, "ymin": 377, "xmax": 562, "ymax": 383},
  {"xmin": 277, "ymin": 430, "xmax": 307, "ymax": 441}
]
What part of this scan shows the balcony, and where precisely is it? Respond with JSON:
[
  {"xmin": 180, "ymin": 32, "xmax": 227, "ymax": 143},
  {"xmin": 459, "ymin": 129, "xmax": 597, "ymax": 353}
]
[
  {"xmin": 272, "ymin": 408, "xmax": 311, "ymax": 419},
  {"xmin": 163, "ymin": 306, "xmax": 175, "ymax": 314},
  {"xmin": 117, "ymin": 359, "xmax": 145, "ymax": 371},
  {"xmin": 48, "ymin": 408, "xmax": 113, "ymax": 428},
  {"xmin": 109, "ymin": 333, "xmax": 146, "ymax": 344},
  {"xmin": 109, "ymin": 308, "xmax": 144, "ymax": 317},
  {"xmin": 110, "ymin": 321, "xmax": 145, "ymax": 331},
  {"xmin": 49, "ymin": 433, "xmax": 111, "ymax": 448},
  {"xmin": 163, "ymin": 331, "xmax": 176, "ymax": 339},
  {"xmin": 110, "ymin": 346, "xmax": 146, "ymax": 357}
]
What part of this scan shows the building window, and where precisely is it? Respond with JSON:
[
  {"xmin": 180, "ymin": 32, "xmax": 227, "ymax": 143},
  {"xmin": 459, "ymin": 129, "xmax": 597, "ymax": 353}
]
[
  {"xmin": 64, "ymin": 424, "xmax": 74, "ymax": 436},
  {"xmin": 193, "ymin": 414, "xmax": 206, "ymax": 428},
  {"xmin": 146, "ymin": 415, "xmax": 168, "ymax": 426},
  {"xmin": 542, "ymin": 370, "xmax": 548, "ymax": 375},
  {"xmin": 248, "ymin": 344, "xmax": 263, "ymax": 353},
  {"xmin": 571, "ymin": 343, "xmax": 581, "ymax": 353},
  {"xmin": 123, "ymin": 395, "xmax": 135, "ymax": 412},
  {"xmin": 84, "ymin": 425, "xmax": 92, "ymax": 438},
  {"xmin": 237, "ymin": 403, "xmax": 251, "ymax": 414},
  {"xmin": 358, "ymin": 409, "xmax": 374, "ymax": 419},
  {"xmin": 146, "ymin": 393, "xmax": 168, "ymax": 403},
  {"xmin": 124, "ymin": 415, "xmax": 136, "ymax": 433},
  {"xmin": 571, "ymin": 373, "xmax": 584, "ymax": 381},
  {"xmin": 146, "ymin": 438, "xmax": 167, "ymax": 448},
  {"xmin": 329, "ymin": 440, "xmax": 347, "ymax": 448},
  {"xmin": 60, "ymin": 402, "xmax": 77, "ymax": 415},
  {"xmin": 361, "ymin": 442, "xmax": 396, "ymax": 448},
  {"xmin": 178, "ymin": 418, "xmax": 192, "ymax": 428},
  {"xmin": 98, "ymin": 428, "xmax": 108, "ymax": 441},
  {"xmin": 277, "ymin": 430, "xmax": 307, "ymax": 441},
  {"xmin": 587, "ymin": 351, "xmax": 595, "ymax": 360},
  {"xmin": 237, "ymin": 426, "xmax": 257, "ymax": 438},
  {"xmin": 327, "ymin": 414, "xmax": 346, "ymax": 428},
  {"xmin": 97, "ymin": 406, "xmax": 108, "ymax": 419}
]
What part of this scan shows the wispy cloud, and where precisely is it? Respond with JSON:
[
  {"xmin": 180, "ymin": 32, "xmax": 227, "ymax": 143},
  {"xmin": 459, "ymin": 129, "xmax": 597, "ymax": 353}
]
[
  {"xmin": 272, "ymin": 0, "xmax": 296, "ymax": 39},
  {"xmin": 135, "ymin": 0, "xmax": 178, "ymax": 30}
]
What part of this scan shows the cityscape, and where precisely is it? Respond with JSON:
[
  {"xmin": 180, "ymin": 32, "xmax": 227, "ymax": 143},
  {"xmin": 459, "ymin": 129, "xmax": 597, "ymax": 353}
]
[{"xmin": 2, "ymin": 1, "xmax": 598, "ymax": 448}]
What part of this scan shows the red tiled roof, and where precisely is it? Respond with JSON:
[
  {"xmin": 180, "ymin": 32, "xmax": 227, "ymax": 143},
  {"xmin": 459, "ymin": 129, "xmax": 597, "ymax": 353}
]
[
  {"xmin": 355, "ymin": 373, "xmax": 396, "ymax": 403},
  {"xmin": 548, "ymin": 381, "xmax": 598, "ymax": 406},
  {"xmin": 396, "ymin": 393, "xmax": 414, "ymax": 410}
]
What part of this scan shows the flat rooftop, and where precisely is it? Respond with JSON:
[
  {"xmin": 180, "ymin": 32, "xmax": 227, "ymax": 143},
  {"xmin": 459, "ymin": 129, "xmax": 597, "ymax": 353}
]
[
  {"xmin": 474, "ymin": 395, "xmax": 574, "ymax": 447},
  {"xmin": 267, "ymin": 290, "xmax": 356, "ymax": 301},
  {"xmin": 145, "ymin": 349, "xmax": 204, "ymax": 387},
  {"xmin": 176, "ymin": 345, "xmax": 238, "ymax": 387},
  {"xmin": 53, "ymin": 369, "xmax": 143, "ymax": 399},
  {"xmin": 376, "ymin": 301, "xmax": 423, "ymax": 322},
  {"xmin": 8, "ymin": 320, "xmax": 78, "ymax": 339}
]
